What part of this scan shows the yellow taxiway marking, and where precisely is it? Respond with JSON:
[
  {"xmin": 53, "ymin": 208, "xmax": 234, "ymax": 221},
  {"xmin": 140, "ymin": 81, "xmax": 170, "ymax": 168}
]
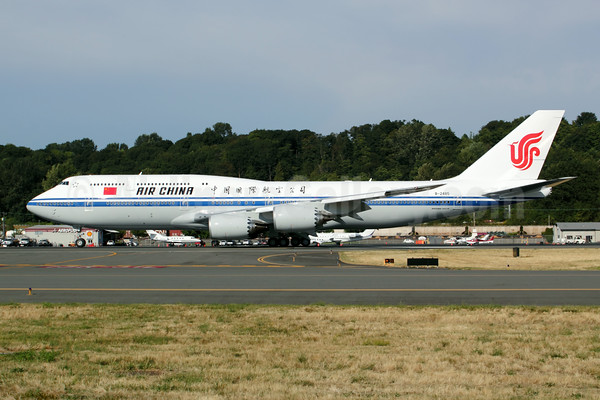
[
  {"xmin": 46, "ymin": 251, "xmax": 118, "ymax": 265},
  {"xmin": 0, "ymin": 264, "xmax": 309, "ymax": 269},
  {"xmin": 257, "ymin": 251, "xmax": 333, "ymax": 267},
  {"xmin": 0, "ymin": 252, "xmax": 123, "ymax": 269},
  {"xmin": 1, "ymin": 288, "xmax": 600, "ymax": 292},
  {"xmin": 3, "ymin": 264, "xmax": 600, "ymax": 275},
  {"xmin": 257, "ymin": 253, "xmax": 303, "ymax": 267}
]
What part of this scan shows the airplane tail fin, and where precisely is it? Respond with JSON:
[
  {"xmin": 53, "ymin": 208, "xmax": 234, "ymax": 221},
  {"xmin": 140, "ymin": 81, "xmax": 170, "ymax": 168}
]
[
  {"xmin": 362, "ymin": 229, "xmax": 376, "ymax": 237},
  {"xmin": 456, "ymin": 110, "xmax": 564, "ymax": 181},
  {"xmin": 146, "ymin": 230, "xmax": 164, "ymax": 240}
]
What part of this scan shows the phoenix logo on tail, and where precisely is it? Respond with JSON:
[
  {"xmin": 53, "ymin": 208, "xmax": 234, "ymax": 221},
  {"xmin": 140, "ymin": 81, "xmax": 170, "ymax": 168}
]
[{"xmin": 510, "ymin": 131, "xmax": 543, "ymax": 170}]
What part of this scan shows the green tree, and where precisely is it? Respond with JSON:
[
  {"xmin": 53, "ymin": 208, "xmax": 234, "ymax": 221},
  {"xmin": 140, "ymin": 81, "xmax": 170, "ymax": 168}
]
[
  {"xmin": 574, "ymin": 112, "xmax": 598, "ymax": 127},
  {"xmin": 42, "ymin": 161, "xmax": 78, "ymax": 190},
  {"xmin": 9, "ymin": 111, "xmax": 600, "ymax": 226}
]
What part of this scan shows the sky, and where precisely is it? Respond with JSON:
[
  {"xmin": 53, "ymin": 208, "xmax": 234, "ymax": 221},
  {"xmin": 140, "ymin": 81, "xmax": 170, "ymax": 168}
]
[{"xmin": 1, "ymin": 0, "xmax": 599, "ymax": 150}]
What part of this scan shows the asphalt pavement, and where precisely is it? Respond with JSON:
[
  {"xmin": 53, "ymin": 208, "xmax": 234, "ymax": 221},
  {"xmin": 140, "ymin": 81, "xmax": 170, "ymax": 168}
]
[{"xmin": 1, "ymin": 246, "xmax": 599, "ymax": 305}]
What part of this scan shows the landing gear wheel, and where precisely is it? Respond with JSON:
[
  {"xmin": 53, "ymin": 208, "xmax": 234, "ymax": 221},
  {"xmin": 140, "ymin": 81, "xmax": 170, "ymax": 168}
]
[
  {"xmin": 279, "ymin": 237, "xmax": 290, "ymax": 247},
  {"xmin": 290, "ymin": 237, "xmax": 300, "ymax": 247},
  {"xmin": 75, "ymin": 238, "xmax": 86, "ymax": 248},
  {"xmin": 301, "ymin": 238, "xmax": 310, "ymax": 247},
  {"xmin": 268, "ymin": 237, "xmax": 279, "ymax": 247}
]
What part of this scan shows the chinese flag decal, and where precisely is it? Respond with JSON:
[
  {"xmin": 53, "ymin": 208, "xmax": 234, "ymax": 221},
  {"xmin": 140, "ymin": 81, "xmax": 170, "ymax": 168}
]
[{"xmin": 104, "ymin": 187, "xmax": 117, "ymax": 195}]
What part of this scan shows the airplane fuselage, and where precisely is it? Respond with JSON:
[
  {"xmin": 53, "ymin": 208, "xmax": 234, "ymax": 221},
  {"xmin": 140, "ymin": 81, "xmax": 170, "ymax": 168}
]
[
  {"xmin": 26, "ymin": 111, "xmax": 570, "ymax": 244},
  {"xmin": 27, "ymin": 174, "xmax": 521, "ymax": 232}
]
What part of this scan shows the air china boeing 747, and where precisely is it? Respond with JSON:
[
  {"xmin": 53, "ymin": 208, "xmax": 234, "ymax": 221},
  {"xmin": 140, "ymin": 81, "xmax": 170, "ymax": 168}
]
[{"xmin": 27, "ymin": 110, "xmax": 573, "ymax": 247}]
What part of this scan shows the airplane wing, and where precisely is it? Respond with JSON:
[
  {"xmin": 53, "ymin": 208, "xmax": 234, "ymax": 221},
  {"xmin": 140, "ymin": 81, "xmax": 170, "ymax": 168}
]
[
  {"xmin": 320, "ymin": 182, "xmax": 445, "ymax": 219},
  {"xmin": 171, "ymin": 182, "xmax": 445, "ymax": 229},
  {"xmin": 254, "ymin": 182, "xmax": 445, "ymax": 213},
  {"xmin": 321, "ymin": 183, "xmax": 444, "ymax": 204},
  {"xmin": 483, "ymin": 177, "xmax": 575, "ymax": 199}
]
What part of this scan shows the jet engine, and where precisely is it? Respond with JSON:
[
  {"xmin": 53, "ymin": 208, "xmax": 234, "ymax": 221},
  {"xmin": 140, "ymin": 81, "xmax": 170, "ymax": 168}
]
[
  {"xmin": 273, "ymin": 203, "xmax": 329, "ymax": 232},
  {"xmin": 209, "ymin": 212, "xmax": 265, "ymax": 239}
]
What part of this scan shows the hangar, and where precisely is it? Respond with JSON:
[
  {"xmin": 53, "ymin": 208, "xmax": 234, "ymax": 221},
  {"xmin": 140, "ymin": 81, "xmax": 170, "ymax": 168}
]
[{"xmin": 553, "ymin": 222, "xmax": 600, "ymax": 244}]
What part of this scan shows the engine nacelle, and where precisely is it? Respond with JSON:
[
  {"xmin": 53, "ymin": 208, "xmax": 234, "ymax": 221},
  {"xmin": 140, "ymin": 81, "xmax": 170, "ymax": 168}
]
[
  {"xmin": 273, "ymin": 203, "xmax": 326, "ymax": 232},
  {"xmin": 209, "ymin": 212, "xmax": 264, "ymax": 239}
]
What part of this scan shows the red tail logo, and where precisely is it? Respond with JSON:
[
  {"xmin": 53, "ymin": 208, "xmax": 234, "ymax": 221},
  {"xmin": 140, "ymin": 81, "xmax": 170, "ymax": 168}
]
[{"xmin": 510, "ymin": 131, "xmax": 543, "ymax": 170}]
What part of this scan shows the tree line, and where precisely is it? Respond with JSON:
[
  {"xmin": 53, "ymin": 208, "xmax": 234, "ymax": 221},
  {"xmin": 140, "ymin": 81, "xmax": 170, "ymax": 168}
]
[{"xmin": 1, "ymin": 112, "xmax": 599, "ymax": 227}]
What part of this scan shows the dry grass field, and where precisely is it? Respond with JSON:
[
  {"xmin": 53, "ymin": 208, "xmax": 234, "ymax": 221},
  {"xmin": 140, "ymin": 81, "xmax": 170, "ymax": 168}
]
[
  {"xmin": 340, "ymin": 247, "xmax": 600, "ymax": 270},
  {"xmin": 1, "ymin": 304, "xmax": 600, "ymax": 399}
]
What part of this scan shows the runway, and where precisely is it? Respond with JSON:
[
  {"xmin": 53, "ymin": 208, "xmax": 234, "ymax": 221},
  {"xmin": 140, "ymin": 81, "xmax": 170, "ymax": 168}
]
[{"xmin": 1, "ymin": 246, "xmax": 600, "ymax": 305}]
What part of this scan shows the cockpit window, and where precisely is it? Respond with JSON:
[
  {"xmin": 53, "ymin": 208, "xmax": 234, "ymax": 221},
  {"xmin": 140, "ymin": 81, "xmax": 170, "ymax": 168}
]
[{"xmin": 59, "ymin": 181, "xmax": 69, "ymax": 186}]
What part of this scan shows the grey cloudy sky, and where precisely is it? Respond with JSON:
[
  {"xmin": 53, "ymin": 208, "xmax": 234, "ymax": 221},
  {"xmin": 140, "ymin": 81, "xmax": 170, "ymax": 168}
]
[{"xmin": 1, "ymin": 0, "xmax": 599, "ymax": 149}]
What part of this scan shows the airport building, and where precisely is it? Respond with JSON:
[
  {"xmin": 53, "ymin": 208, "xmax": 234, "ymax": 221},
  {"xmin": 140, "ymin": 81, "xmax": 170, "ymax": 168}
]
[
  {"xmin": 22, "ymin": 225, "xmax": 101, "ymax": 247},
  {"xmin": 553, "ymin": 222, "xmax": 600, "ymax": 244}
]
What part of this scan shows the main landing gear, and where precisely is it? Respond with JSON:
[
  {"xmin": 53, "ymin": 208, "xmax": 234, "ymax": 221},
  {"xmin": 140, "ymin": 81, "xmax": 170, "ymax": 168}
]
[{"xmin": 267, "ymin": 236, "xmax": 310, "ymax": 247}]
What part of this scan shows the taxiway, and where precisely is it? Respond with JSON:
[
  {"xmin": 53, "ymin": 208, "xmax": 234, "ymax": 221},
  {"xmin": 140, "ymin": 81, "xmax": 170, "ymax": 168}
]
[{"xmin": 1, "ymin": 247, "xmax": 599, "ymax": 305}]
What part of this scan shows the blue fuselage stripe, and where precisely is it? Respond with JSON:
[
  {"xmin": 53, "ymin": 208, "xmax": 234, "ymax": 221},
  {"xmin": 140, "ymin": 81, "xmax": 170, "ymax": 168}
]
[{"xmin": 27, "ymin": 196, "xmax": 528, "ymax": 208}]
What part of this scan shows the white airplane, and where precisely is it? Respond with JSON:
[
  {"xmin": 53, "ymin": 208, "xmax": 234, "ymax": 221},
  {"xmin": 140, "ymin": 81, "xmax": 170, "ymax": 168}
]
[
  {"xmin": 27, "ymin": 110, "xmax": 573, "ymax": 248},
  {"xmin": 474, "ymin": 233, "xmax": 494, "ymax": 245},
  {"xmin": 443, "ymin": 237, "xmax": 457, "ymax": 245},
  {"xmin": 453, "ymin": 231, "xmax": 495, "ymax": 245},
  {"xmin": 146, "ymin": 230, "xmax": 203, "ymax": 246},
  {"xmin": 456, "ymin": 230, "xmax": 479, "ymax": 245},
  {"xmin": 309, "ymin": 229, "xmax": 375, "ymax": 246}
]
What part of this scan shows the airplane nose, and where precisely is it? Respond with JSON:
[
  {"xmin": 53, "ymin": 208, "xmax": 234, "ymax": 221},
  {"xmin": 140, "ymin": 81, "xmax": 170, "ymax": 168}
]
[
  {"xmin": 27, "ymin": 195, "xmax": 44, "ymax": 217},
  {"xmin": 26, "ymin": 199, "xmax": 38, "ymax": 215}
]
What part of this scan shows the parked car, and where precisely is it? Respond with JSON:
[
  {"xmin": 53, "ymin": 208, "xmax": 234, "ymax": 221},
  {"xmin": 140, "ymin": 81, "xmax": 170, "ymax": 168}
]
[
  {"xmin": 106, "ymin": 240, "xmax": 115, "ymax": 246},
  {"xmin": 37, "ymin": 239, "xmax": 52, "ymax": 247},
  {"xmin": 1, "ymin": 238, "xmax": 19, "ymax": 247},
  {"xmin": 18, "ymin": 238, "xmax": 33, "ymax": 247}
]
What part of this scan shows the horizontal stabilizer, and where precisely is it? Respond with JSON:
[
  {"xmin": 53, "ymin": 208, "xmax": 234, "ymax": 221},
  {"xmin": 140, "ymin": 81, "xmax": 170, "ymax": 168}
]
[{"xmin": 483, "ymin": 177, "xmax": 575, "ymax": 198}]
